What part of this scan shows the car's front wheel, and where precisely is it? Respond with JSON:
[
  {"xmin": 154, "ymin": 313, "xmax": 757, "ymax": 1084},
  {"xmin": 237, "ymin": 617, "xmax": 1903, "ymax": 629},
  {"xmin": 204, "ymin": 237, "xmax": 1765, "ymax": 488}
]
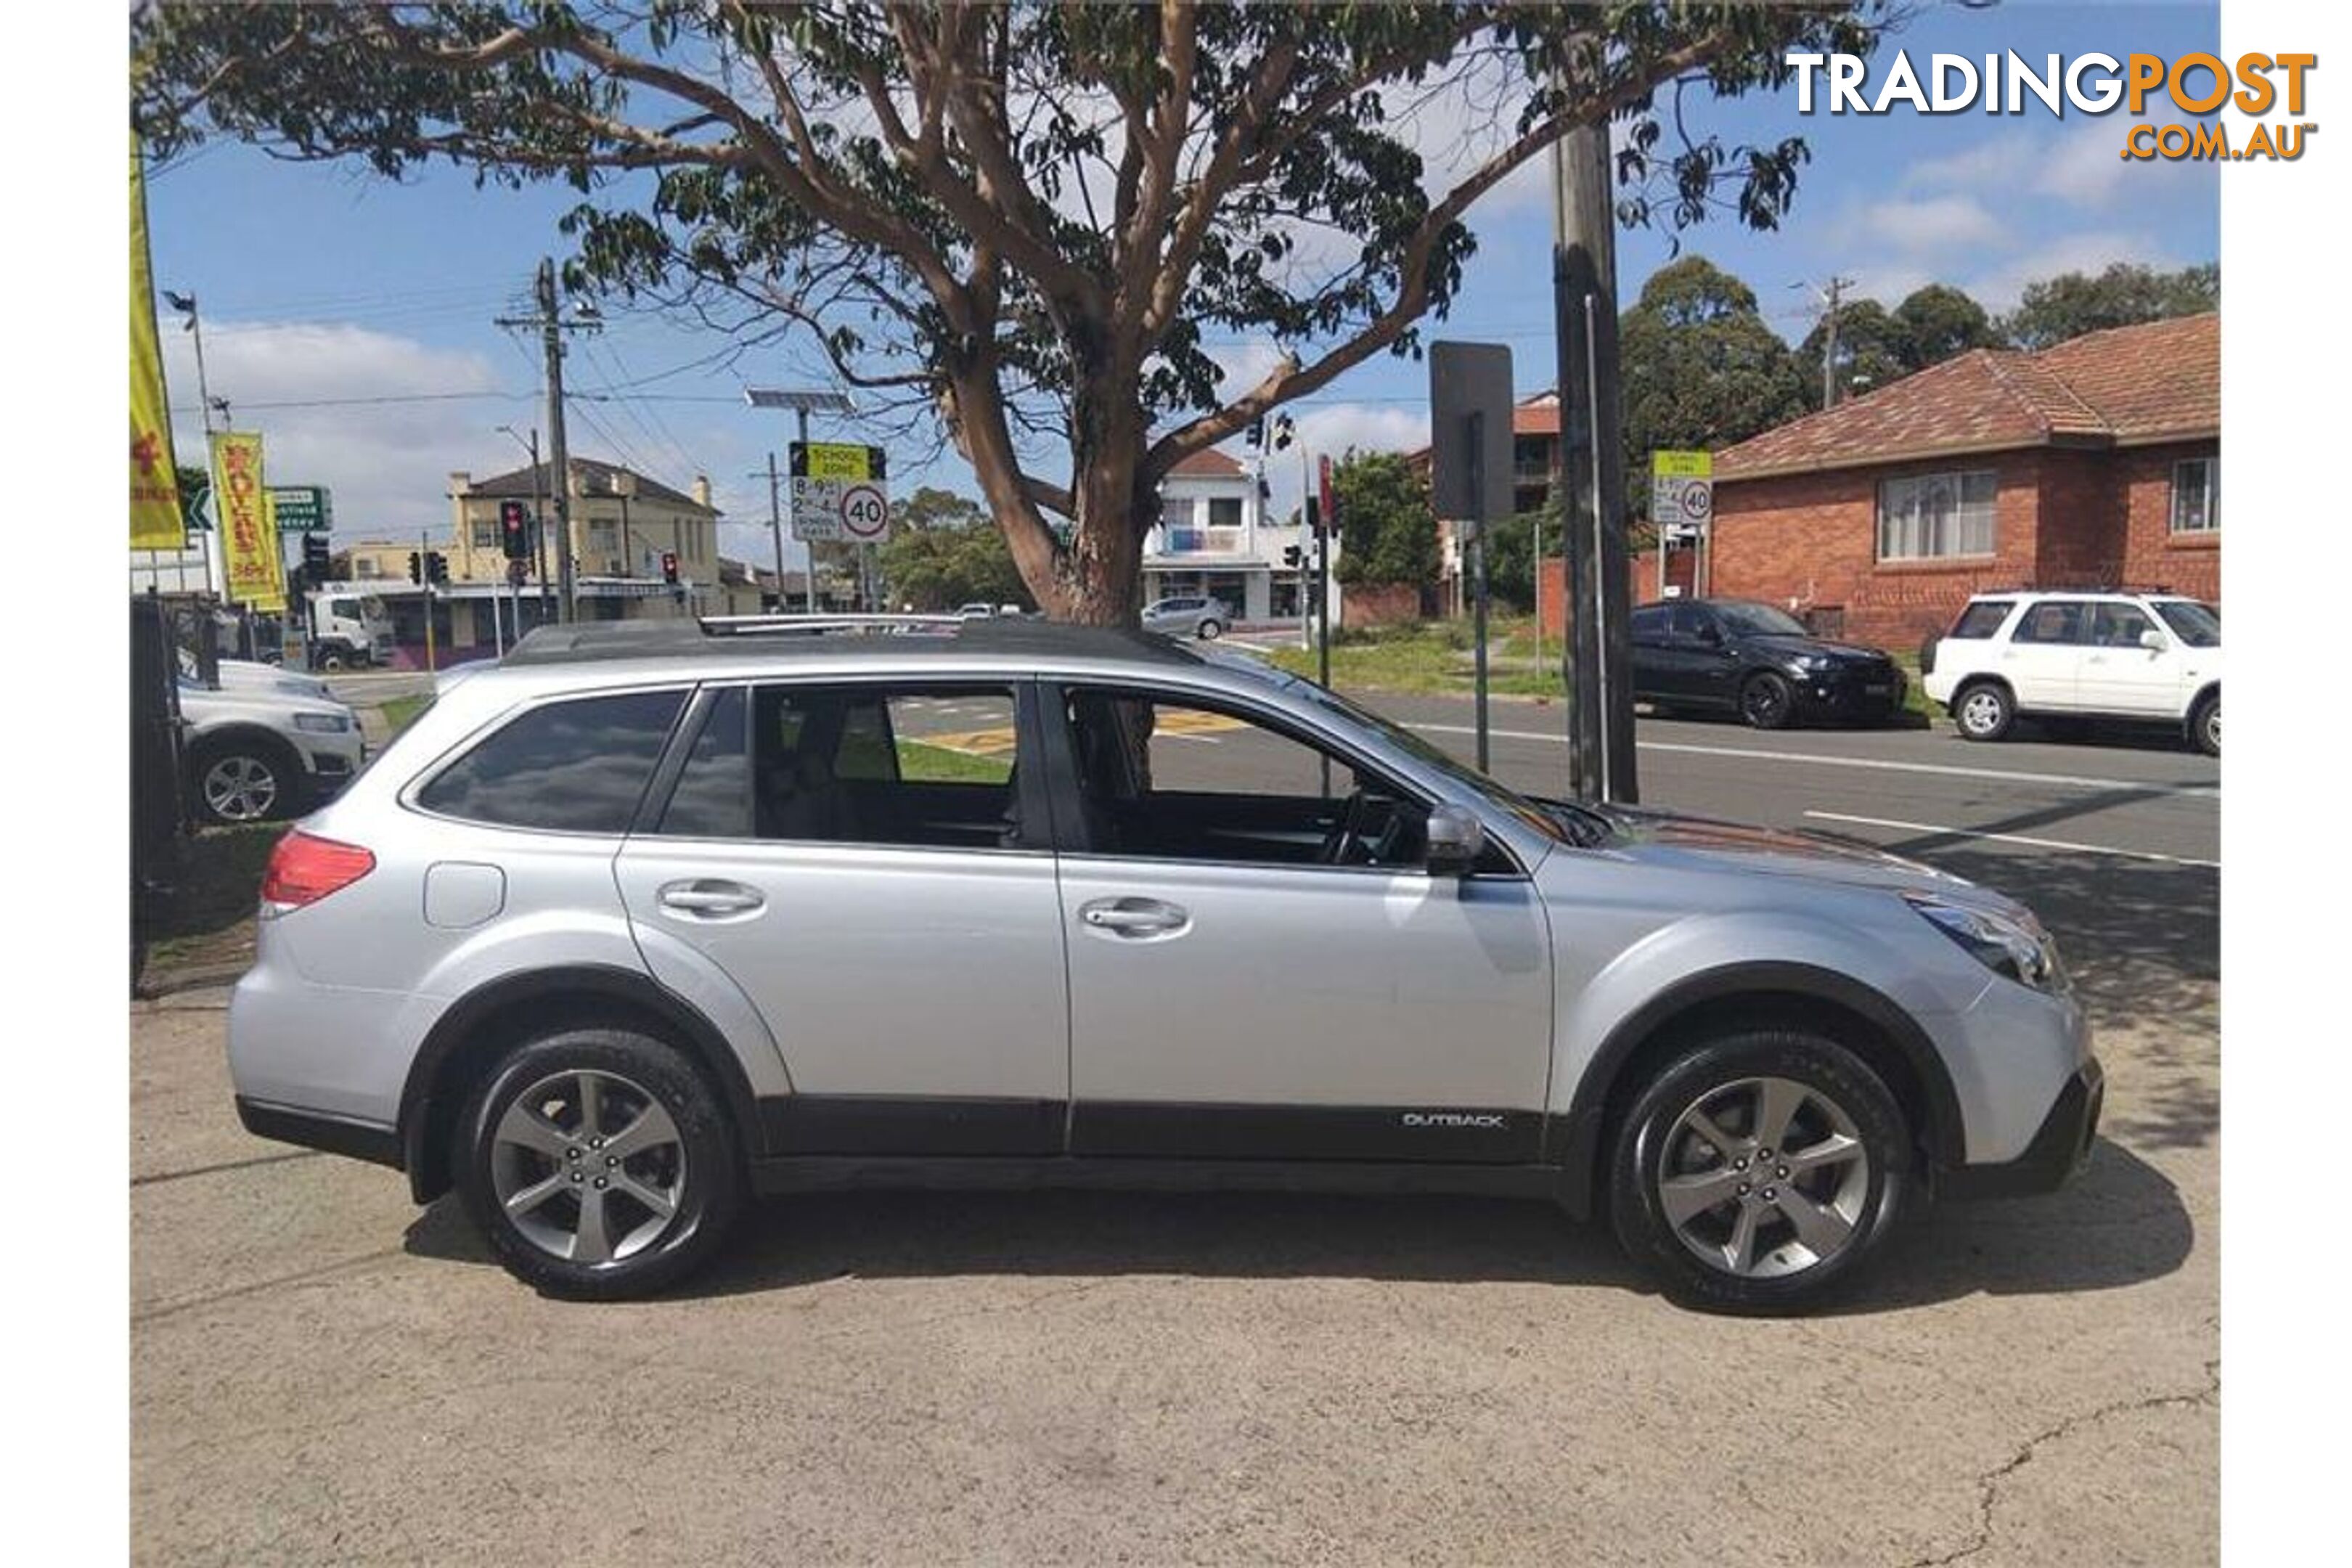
[
  {"xmin": 454, "ymin": 1028, "xmax": 742, "ymax": 1299},
  {"xmin": 1609, "ymin": 1029, "xmax": 1912, "ymax": 1313},
  {"xmin": 316, "ymin": 649, "xmax": 346, "ymax": 672},
  {"xmin": 188, "ymin": 736, "xmax": 299, "ymax": 826},
  {"xmin": 1196, "ymin": 618, "xmax": 1224, "ymax": 640},
  {"xmin": 1739, "ymin": 671, "xmax": 1794, "ymax": 730}
]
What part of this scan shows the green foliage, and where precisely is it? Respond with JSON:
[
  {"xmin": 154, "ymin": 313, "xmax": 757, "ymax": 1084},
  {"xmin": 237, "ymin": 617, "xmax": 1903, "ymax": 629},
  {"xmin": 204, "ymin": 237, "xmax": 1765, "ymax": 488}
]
[
  {"xmin": 132, "ymin": 1, "xmax": 1890, "ymax": 618},
  {"xmin": 2000, "ymin": 262, "xmax": 2219, "ymax": 350},
  {"xmin": 876, "ymin": 488, "xmax": 1034, "ymax": 612},
  {"xmin": 1475, "ymin": 505, "xmax": 1553, "ymax": 614},
  {"xmin": 1894, "ymin": 284, "xmax": 1998, "ymax": 367},
  {"xmin": 1620, "ymin": 255, "xmax": 1809, "ymax": 494},
  {"xmin": 1331, "ymin": 452, "xmax": 1437, "ymax": 589},
  {"xmin": 1797, "ymin": 298, "xmax": 1906, "ymax": 406}
]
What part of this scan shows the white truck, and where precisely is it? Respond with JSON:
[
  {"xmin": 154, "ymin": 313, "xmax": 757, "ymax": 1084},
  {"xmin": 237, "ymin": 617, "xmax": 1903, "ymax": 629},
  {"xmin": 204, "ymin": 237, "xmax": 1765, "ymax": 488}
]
[{"xmin": 303, "ymin": 587, "xmax": 396, "ymax": 670}]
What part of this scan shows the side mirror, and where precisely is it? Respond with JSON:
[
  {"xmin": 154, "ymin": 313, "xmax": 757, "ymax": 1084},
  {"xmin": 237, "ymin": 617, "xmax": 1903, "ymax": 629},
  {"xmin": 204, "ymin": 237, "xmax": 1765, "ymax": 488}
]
[
  {"xmin": 1425, "ymin": 804, "xmax": 1486, "ymax": 877},
  {"xmin": 2139, "ymin": 628, "xmax": 2168, "ymax": 652}
]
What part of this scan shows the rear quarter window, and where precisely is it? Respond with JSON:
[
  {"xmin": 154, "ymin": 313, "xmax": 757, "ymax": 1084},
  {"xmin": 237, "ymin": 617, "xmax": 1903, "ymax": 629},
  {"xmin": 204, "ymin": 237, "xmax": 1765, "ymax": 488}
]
[
  {"xmin": 1948, "ymin": 600, "xmax": 2013, "ymax": 639},
  {"xmin": 415, "ymin": 689, "xmax": 685, "ymax": 833}
]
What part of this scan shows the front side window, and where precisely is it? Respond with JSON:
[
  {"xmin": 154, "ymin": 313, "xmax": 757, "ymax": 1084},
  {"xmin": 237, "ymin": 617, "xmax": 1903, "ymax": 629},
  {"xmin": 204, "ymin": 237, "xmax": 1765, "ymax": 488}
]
[
  {"xmin": 2172, "ymin": 457, "xmax": 2218, "ymax": 534},
  {"xmin": 1877, "ymin": 470, "xmax": 1996, "ymax": 560},
  {"xmin": 2156, "ymin": 600, "xmax": 2221, "ymax": 648},
  {"xmin": 2012, "ymin": 600, "xmax": 2091, "ymax": 645},
  {"xmin": 1711, "ymin": 601, "xmax": 1809, "ymax": 637},
  {"xmin": 655, "ymin": 684, "xmax": 1020, "ymax": 849},
  {"xmin": 417, "ymin": 689, "xmax": 684, "ymax": 833},
  {"xmin": 1062, "ymin": 690, "xmax": 1433, "ymax": 869},
  {"xmin": 2091, "ymin": 602, "xmax": 2160, "ymax": 648},
  {"xmin": 1667, "ymin": 604, "xmax": 1717, "ymax": 642},
  {"xmin": 1630, "ymin": 605, "xmax": 1670, "ymax": 643}
]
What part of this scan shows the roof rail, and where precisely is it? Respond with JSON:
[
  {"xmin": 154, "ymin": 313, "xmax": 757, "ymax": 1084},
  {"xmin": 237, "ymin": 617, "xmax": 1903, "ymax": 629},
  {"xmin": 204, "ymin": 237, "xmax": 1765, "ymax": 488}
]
[{"xmin": 697, "ymin": 613, "xmax": 962, "ymax": 637}]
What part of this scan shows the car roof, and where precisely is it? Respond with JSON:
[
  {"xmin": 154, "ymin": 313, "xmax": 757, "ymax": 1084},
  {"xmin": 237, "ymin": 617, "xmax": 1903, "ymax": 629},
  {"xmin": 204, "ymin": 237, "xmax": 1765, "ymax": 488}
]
[{"xmin": 496, "ymin": 614, "xmax": 1209, "ymax": 679}]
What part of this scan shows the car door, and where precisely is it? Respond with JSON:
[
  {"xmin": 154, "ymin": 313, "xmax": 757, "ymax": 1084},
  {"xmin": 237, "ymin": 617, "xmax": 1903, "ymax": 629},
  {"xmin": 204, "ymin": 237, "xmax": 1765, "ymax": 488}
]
[
  {"xmin": 1997, "ymin": 598, "xmax": 2090, "ymax": 711},
  {"xmin": 1628, "ymin": 605, "xmax": 1675, "ymax": 703},
  {"xmin": 2079, "ymin": 601, "xmax": 2184, "ymax": 716},
  {"xmin": 1666, "ymin": 603, "xmax": 1741, "ymax": 709},
  {"xmin": 1045, "ymin": 682, "xmax": 1555, "ymax": 1163},
  {"xmin": 612, "ymin": 678, "xmax": 1071, "ymax": 1155}
]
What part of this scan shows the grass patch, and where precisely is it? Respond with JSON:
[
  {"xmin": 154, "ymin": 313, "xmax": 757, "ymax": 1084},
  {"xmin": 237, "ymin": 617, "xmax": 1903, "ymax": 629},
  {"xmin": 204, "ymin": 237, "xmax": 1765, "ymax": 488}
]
[
  {"xmin": 141, "ymin": 822, "xmax": 287, "ymax": 975},
  {"xmin": 897, "ymin": 738, "xmax": 1013, "ymax": 783},
  {"xmin": 1262, "ymin": 617, "xmax": 1567, "ymax": 698},
  {"xmin": 380, "ymin": 694, "xmax": 433, "ymax": 735}
]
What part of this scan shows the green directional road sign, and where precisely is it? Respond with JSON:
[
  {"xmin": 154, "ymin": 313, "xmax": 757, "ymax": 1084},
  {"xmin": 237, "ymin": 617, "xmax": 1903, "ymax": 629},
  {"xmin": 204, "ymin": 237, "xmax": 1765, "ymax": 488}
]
[{"xmin": 268, "ymin": 486, "xmax": 333, "ymax": 532}]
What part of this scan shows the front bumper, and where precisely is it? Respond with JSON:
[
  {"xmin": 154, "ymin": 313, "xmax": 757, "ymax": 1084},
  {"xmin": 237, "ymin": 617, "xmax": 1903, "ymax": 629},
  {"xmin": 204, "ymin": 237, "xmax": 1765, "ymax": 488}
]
[
  {"xmin": 1937, "ymin": 1058, "xmax": 2104, "ymax": 1199},
  {"xmin": 294, "ymin": 727, "xmax": 367, "ymax": 795},
  {"xmin": 1792, "ymin": 663, "xmax": 1906, "ymax": 719}
]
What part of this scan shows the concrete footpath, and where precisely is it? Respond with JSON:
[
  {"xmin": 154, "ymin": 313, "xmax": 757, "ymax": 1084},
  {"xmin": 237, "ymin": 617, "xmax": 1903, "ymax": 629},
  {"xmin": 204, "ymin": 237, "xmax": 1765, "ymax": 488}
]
[{"xmin": 131, "ymin": 982, "xmax": 2214, "ymax": 1566}]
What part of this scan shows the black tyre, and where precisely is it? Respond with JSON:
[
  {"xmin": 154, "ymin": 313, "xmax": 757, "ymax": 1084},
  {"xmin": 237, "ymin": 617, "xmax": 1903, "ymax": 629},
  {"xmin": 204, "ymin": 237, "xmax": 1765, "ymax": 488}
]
[
  {"xmin": 1739, "ymin": 671, "xmax": 1794, "ymax": 730},
  {"xmin": 454, "ymin": 1028, "xmax": 742, "ymax": 1300},
  {"xmin": 1608, "ymin": 1029, "xmax": 1913, "ymax": 1314},
  {"xmin": 317, "ymin": 649, "xmax": 347, "ymax": 672},
  {"xmin": 1952, "ymin": 679, "xmax": 2014, "ymax": 743},
  {"xmin": 2190, "ymin": 691, "xmax": 2219, "ymax": 756},
  {"xmin": 1196, "ymin": 618, "xmax": 1224, "ymax": 641},
  {"xmin": 187, "ymin": 735, "xmax": 301, "ymax": 826}
]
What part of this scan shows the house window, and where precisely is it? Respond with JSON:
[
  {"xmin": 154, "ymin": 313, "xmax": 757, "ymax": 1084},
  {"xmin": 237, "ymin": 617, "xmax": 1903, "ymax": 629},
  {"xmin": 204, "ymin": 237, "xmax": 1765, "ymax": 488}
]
[
  {"xmin": 470, "ymin": 520, "xmax": 499, "ymax": 550},
  {"xmin": 1877, "ymin": 470, "xmax": 1996, "ymax": 561},
  {"xmin": 1160, "ymin": 497, "xmax": 1193, "ymax": 533},
  {"xmin": 2171, "ymin": 457, "xmax": 2218, "ymax": 534},
  {"xmin": 354, "ymin": 558, "xmax": 380, "ymax": 579},
  {"xmin": 1208, "ymin": 497, "xmax": 1244, "ymax": 530}
]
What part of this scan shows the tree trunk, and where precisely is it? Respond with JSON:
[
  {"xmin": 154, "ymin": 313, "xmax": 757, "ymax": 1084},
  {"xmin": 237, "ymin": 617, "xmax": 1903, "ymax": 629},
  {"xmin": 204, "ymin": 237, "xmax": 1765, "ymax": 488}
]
[{"xmin": 1055, "ymin": 449, "xmax": 1151, "ymax": 627}]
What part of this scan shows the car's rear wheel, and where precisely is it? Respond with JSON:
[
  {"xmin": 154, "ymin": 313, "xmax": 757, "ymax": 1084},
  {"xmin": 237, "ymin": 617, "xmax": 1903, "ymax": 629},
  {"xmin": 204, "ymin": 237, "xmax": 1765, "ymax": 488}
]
[
  {"xmin": 454, "ymin": 1028, "xmax": 741, "ymax": 1299},
  {"xmin": 1196, "ymin": 618, "xmax": 1223, "ymax": 640},
  {"xmin": 2190, "ymin": 691, "xmax": 2219, "ymax": 756},
  {"xmin": 189, "ymin": 736, "xmax": 299, "ymax": 826},
  {"xmin": 1609, "ymin": 1029, "xmax": 1911, "ymax": 1313},
  {"xmin": 317, "ymin": 649, "xmax": 346, "ymax": 672},
  {"xmin": 1953, "ymin": 680, "xmax": 2014, "ymax": 742},
  {"xmin": 1739, "ymin": 671, "xmax": 1794, "ymax": 730}
]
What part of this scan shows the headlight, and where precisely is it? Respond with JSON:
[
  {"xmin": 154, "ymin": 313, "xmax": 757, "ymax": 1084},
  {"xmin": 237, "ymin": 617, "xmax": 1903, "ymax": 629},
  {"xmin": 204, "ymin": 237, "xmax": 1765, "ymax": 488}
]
[
  {"xmin": 1905, "ymin": 893, "xmax": 2065, "ymax": 992},
  {"xmin": 1787, "ymin": 653, "xmax": 1833, "ymax": 674},
  {"xmin": 293, "ymin": 711, "xmax": 353, "ymax": 733}
]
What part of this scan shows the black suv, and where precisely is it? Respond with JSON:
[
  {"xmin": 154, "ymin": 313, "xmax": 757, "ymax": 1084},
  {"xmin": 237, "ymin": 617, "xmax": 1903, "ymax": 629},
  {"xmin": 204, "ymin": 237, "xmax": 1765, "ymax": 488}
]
[{"xmin": 1630, "ymin": 599, "xmax": 1905, "ymax": 730}]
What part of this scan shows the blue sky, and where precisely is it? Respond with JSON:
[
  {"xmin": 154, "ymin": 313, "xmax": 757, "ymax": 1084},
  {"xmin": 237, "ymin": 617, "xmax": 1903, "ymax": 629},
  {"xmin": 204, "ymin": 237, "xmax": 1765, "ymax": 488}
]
[{"xmin": 142, "ymin": 1, "xmax": 2218, "ymax": 565}]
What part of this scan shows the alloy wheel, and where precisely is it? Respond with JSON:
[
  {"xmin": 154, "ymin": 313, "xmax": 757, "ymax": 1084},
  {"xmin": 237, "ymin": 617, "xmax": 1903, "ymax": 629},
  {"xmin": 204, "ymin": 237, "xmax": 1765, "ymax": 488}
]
[
  {"xmin": 1959, "ymin": 690, "xmax": 2005, "ymax": 737},
  {"xmin": 1656, "ymin": 1075, "xmax": 1871, "ymax": 1279},
  {"xmin": 202, "ymin": 754, "xmax": 280, "ymax": 822},
  {"xmin": 491, "ymin": 1069, "xmax": 687, "ymax": 1266},
  {"xmin": 1741, "ymin": 676, "xmax": 1789, "ymax": 728}
]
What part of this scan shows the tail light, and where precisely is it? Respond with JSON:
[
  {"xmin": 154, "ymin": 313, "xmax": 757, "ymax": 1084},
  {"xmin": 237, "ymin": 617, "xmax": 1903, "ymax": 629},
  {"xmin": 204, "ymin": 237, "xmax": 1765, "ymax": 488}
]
[{"xmin": 260, "ymin": 830, "xmax": 375, "ymax": 911}]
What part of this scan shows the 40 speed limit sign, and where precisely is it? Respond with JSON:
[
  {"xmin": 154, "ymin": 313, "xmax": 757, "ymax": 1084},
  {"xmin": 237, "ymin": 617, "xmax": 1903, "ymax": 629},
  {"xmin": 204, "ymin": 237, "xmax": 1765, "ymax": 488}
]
[{"xmin": 838, "ymin": 482, "xmax": 890, "ymax": 542}]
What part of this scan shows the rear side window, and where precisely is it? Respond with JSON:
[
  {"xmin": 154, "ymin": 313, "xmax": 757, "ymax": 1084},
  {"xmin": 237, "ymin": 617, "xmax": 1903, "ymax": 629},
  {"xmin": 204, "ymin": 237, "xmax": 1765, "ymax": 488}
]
[
  {"xmin": 2012, "ymin": 600, "xmax": 2090, "ymax": 645},
  {"xmin": 1948, "ymin": 600, "xmax": 2012, "ymax": 639},
  {"xmin": 417, "ymin": 690, "xmax": 683, "ymax": 833}
]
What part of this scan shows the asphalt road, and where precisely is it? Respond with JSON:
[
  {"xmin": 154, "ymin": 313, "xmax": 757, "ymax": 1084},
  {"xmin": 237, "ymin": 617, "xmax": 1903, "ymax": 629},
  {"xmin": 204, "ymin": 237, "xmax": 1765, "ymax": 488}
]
[{"xmin": 135, "ymin": 690, "xmax": 2216, "ymax": 1564}]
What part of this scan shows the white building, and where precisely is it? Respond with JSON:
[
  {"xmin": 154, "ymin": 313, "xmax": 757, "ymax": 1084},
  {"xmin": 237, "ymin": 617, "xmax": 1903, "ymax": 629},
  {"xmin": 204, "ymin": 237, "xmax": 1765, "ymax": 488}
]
[{"xmin": 1141, "ymin": 449, "xmax": 1305, "ymax": 624}]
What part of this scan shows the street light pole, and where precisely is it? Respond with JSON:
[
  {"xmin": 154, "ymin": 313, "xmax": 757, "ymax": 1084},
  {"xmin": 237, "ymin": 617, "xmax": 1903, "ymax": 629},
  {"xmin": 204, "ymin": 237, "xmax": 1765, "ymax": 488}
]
[{"xmin": 165, "ymin": 289, "xmax": 227, "ymax": 597}]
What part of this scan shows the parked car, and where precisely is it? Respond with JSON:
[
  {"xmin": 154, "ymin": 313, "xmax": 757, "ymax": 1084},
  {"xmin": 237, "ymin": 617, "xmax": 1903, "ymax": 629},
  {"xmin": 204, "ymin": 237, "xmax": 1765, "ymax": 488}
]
[
  {"xmin": 1920, "ymin": 590, "xmax": 2218, "ymax": 756},
  {"xmin": 177, "ymin": 679, "xmax": 366, "ymax": 825},
  {"xmin": 179, "ymin": 646, "xmax": 334, "ymax": 701},
  {"xmin": 1630, "ymin": 599, "xmax": 1906, "ymax": 730},
  {"xmin": 230, "ymin": 617, "xmax": 2096, "ymax": 1312},
  {"xmin": 1142, "ymin": 594, "xmax": 1230, "ymax": 640},
  {"xmin": 955, "ymin": 602, "xmax": 997, "ymax": 619}
]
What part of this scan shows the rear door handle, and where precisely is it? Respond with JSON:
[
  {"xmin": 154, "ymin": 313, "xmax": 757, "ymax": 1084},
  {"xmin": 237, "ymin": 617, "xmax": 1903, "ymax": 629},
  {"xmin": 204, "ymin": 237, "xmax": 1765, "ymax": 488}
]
[
  {"xmin": 1079, "ymin": 897, "xmax": 1189, "ymax": 937},
  {"xmin": 657, "ymin": 879, "xmax": 765, "ymax": 917}
]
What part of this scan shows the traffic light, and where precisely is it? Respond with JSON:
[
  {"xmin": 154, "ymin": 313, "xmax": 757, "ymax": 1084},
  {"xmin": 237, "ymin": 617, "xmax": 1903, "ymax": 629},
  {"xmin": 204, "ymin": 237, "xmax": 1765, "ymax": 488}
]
[
  {"xmin": 1282, "ymin": 544, "xmax": 1302, "ymax": 569},
  {"xmin": 425, "ymin": 550, "xmax": 450, "ymax": 585},
  {"xmin": 660, "ymin": 550, "xmax": 679, "ymax": 586},
  {"xmin": 302, "ymin": 533, "xmax": 330, "ymax": 576},
  {"xmin": 499, "ymin": 500, "xmax": 531, "ymax": 561},
  {"xmin": 407, "ymin": 550, "xmax": 422, "ymax": 584},
  {"xmin": 1302, "ymin": 494, "xmax": 1320, "ymax": 535}
]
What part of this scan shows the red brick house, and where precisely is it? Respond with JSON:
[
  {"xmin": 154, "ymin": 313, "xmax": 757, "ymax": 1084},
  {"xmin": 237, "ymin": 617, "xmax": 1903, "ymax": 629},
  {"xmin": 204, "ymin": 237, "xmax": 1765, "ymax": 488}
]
[{"xmin": 1706, "ymin": 314, "xmax": 2218, "ymax": 648}]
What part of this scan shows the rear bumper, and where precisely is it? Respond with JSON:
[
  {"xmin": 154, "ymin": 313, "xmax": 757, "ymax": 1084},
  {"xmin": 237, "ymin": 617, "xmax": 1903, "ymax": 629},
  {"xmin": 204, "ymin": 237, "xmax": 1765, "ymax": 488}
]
[
  {"xmin": 234, "ymin": 1095, "xmax": 403, "ymax": 1169},
  {"xmin": 1937, "ymin": 1058, "xmax": 2104, "ymax": 1199}
]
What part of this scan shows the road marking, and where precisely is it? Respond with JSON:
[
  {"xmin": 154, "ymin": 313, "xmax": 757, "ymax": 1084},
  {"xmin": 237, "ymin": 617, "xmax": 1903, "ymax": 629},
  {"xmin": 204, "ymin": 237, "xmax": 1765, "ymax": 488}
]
[
  {"xmin": 1801, "ymin": 811, "xmax": 2219, "ymax": 869},
  {"xmin": 1404, "ymin": 723, "xmax": 2218, "ymax": 799}
]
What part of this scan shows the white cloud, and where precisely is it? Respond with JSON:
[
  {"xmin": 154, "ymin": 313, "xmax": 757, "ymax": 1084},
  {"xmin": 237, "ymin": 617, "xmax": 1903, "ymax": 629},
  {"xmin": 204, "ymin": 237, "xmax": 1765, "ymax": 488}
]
[
  {"xmin": 1261, "ymin": 403, "xmax": 1432, "ymax": 523},
  {"xmin": 1847, "ymin": 194, "xmax": 2006, "ymax": 253},
  {"xmin": 1963, "ymin": 229, "xmax": 2176, "ymax": 314}
]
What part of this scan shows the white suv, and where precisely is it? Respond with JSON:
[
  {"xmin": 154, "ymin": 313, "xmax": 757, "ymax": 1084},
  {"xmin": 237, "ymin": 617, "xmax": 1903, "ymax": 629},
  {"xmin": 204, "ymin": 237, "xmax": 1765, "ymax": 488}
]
[{"xmin": 1921, "ymin": 591, "xmax": 2220, "ymax": 756}]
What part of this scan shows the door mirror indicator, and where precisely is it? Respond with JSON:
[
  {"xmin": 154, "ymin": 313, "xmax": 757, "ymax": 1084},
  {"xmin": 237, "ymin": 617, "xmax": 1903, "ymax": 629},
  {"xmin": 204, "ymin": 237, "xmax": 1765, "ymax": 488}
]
[{"xmin": 1426, "ymin": 804, "xmax": 1485, "ymax": 876}]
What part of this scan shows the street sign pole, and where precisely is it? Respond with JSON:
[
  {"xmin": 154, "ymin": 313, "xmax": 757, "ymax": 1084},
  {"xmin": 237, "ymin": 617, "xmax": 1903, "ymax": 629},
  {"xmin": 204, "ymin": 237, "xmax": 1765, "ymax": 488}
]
[
  {"xmin": 798, "ymin": 407, "xmax": 816, "ymax": 613},
  {"xmin": 419, "ymin": 529, "xmax": 436, "ymax": 674},
  {"xmin": 1429, "ymin": 340, "xmax": 1515, "ymax": 777},
  {"xmin": 1468, "ymin": 409, "xmax": 1490, "ymax": 773}
]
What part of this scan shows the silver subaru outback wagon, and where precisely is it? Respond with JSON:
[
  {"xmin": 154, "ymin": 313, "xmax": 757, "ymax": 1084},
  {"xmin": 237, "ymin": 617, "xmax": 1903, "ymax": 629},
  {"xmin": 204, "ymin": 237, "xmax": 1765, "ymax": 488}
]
[{"xmin": 230, "ymin": 616, "xmax": 2100, "ymax": 1312}]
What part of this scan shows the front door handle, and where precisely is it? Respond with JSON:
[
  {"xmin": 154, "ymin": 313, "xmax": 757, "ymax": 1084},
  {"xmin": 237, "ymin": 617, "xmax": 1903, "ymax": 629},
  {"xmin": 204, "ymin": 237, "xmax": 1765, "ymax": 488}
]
[
  {"xmin": 658, "ymin": 879, "xmax": 765, "ymax": 917},
  {"xmin": 1079, "ymin": 897, "xmax": 1190, "ymax": 937}
]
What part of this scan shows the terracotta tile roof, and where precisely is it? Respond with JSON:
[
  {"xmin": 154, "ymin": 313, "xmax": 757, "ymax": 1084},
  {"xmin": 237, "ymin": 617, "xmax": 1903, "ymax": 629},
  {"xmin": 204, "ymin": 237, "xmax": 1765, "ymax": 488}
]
[
  {"xmin": 1715, "ymin": 312, "xmax": 2218, "ymax": 480},
  {"xmin": 1169, "ymin": 448, "xmax": 1246, "ymax": 477}
]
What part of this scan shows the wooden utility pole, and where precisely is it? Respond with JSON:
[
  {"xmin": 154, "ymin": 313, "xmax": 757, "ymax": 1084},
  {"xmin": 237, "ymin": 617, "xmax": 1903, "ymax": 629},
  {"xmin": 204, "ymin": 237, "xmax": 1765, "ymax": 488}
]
[
  {"xmin": 1550, "ymin": 121, "xmax": 1638, "ymax": 804},
  {"xmin": 498, "ymin": 261, "xmax": 588, "ymax": 620},
  {"xmin": 1818, "ymin": 274, "xmax": 1855, "ymax": 408}
]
